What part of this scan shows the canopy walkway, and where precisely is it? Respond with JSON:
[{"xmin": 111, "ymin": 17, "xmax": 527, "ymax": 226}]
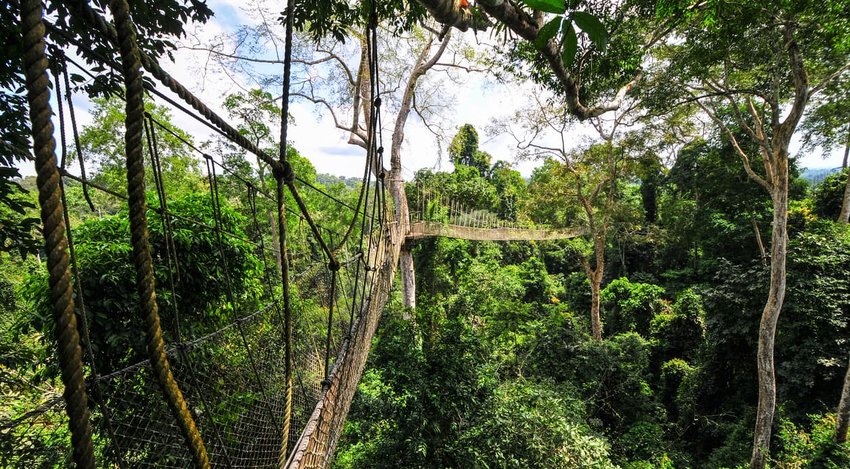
[
  {"xmin": 4, "ymin": 1, "xmax": 582, "ymax": 468},
  {"xmin": 405, "ymin": 184, "xmax": 585, "ymax": 242},
  {"xmin": 408, "ymin": 221, "xmax": 586, "ymax": 241}
]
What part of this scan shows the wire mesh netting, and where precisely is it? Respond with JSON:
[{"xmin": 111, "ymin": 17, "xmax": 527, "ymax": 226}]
[
  {"xmin": 1, "ymin": 186, "xmax": 380, "ymax": 467},
  {"xmin": 3, "ymin": 2, "xmax": 396, "ymax": 465},
  {"xmin": 1, "ymin": 104, "xmax": 384, "ymax": 468}
]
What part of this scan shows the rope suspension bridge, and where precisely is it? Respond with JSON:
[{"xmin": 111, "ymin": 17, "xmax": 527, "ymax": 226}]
[
  {"xmin": 4, "ymin": 1, "xmax": 584, "ymax": 467},
  {"xmin": 407, "ymin": 184, "xmax": 587, "ymax": 242}
]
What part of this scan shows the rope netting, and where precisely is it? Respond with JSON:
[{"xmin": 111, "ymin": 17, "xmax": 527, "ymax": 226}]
[
  {"xmin": 4, "ymin": 0, "xmax": 398, "ymax": 467},
  {"xmin": 405, "ymin": 182, "xmax": 588, "ymax": 242}
]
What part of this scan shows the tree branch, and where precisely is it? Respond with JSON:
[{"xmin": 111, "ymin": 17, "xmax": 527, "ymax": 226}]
[
  {"xmin": 810, "ymin": 59, "xmax": 850, "ymax": 96},
  {"xmin": 694, "ymin": 96, "xmax": 772, "ymax": 192},
  {"xmin": 777, "ymin": 22, "xmax": 809, "ymax": 143}
]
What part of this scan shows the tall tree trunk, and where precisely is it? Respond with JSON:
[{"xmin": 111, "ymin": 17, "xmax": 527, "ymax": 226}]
[
  {"xmin": 389, "ymin": 161, "xmax": 414, "ymax": 311},
  {"xmin": 388, "ymin": 33, "xmax": 450, "ymax": 314},
  {"xmin": 750, "ymin": 159, "xmax": 789, "ymax": 469},
  {"xmin": 269, "ymin": 210, "xmax": 283, "ymax": 273},
  {"xmin": 839, "ymin": 169, "xmax": 850, "ymax": 224},
  {"xmin": 590, "ymin": 270, "xmax": 603, "ymax": 341},
  {"xmin": 257, "ymin": 159, "xmax": 283, "ymax": 273},
  {"xmin": 835, "ymin": 353, "xmax": 850, "ymax": 442},
  {"xmin": 584, "ymin": 232, "xmax": 606, "ymax": 341},
  {"xmin": 840, "ymin": 133, "xmax": 850, "ymax": 224},
  {"xmin": 400, "ymin": 245, "xmax": 416, "ymax": 313}
]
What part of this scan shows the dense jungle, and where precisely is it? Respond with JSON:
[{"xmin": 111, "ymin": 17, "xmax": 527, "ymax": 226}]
[{"xmin": 2, "ymin": 0, "xmax": 850, "ymax": 468}]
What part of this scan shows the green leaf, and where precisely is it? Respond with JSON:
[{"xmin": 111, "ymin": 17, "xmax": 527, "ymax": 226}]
[
  {"xmin": 561, "ymin": 22, "xmax": 578, "ymax": 67},
  {"xmin": 534, "ymin": 17, "xmax": 562, "ymax": 49},
  {"xmin": 572, "ymin": 11, "xmax": 608, "ymax": 50},
  {"xmin": 521, "ymin": 0, "xmax": 566, "ymax": 14}
]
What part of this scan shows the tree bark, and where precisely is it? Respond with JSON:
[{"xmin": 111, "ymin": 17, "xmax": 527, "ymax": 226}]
[
  {"xmin": 590, "ymin": 233, "xmax": 605, "ymax": 341},
  {"xmin": 388, "ymin": 33, "xmax": 451, "ymax": 314},
  {"xmin": 590, "ymin": 270, "xmax": 603, "ymax": 341},
  {"xmin": 839, "ymin": 168, "xmax": 850, "ymax": 224},
  {"xmin": 257, "ymin": 157, "xmax": 283, "ymax": 273},
  {"xmin": 750, "ymin": 157, "xmax": 789, "ymax": 469},
  {"xmin": 268, "ymin": 210, "xmax": 283, "ymax": 273},
  {"xmin": 835, "ymin": 352, "xmax": 850, "ymax": 442},
  {"xmin": 840, "ymin": 130, "xmax": 850, "ymax": 224},
  {"xmin": 581, "ymin": 231, "xmax": 606, "ymax": 342},
  {"xmin": 400, "ymin": 245, "xmax": 416, "ymax": 314}
]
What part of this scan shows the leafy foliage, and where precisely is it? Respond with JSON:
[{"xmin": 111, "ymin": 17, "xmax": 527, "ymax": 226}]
[
  {"xmin": 811, "ymin": 169, "xmax": 849, "ymax": 220},
  {"xmin": 20, "ymin": 193, "xmax": 262, "ymax": 374}
]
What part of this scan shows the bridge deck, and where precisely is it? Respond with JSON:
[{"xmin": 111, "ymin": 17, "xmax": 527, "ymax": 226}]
[{"xmin": 407, "ymin": 221, "xmax": 586, "ymax": 242}]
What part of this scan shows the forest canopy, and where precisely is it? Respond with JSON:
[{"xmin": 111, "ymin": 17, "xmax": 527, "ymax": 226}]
[{"xmin": 2, "ymin": 0, "xmax": 850, "ymax": 468}]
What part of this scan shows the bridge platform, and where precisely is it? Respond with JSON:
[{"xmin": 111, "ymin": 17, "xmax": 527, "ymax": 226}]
[{"xmin": 406, "ymin": 221, "xmax": 586, "ymax": 242}]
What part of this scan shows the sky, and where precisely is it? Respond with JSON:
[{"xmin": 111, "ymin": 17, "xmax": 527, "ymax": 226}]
[
  {"xmin": 18, "ymin": 0, "xmax": 847, "ymax": 181},
  {"xmin": 157, "ymin": 0, "xmax": 547, "ymax": 181}
]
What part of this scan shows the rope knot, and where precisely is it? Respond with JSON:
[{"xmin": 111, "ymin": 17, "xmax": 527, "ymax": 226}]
[
  {"xmin": 328, "ymin": 259, "xmax": 341, "ymax": 272},
  {"xmin": 273, "ymin": 162, "xmax": 295, "ymax": 184},
  {"xmin": 374, "ymin": 97, "xmax": 382, "ymax": 108}
]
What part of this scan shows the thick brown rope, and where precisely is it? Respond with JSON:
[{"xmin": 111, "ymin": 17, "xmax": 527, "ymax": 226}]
[
  {"xmin": 278, "ymin": 0, "xmax": 297, "ymax": 463},
  {"xmin": 107, "ymin": 0, "xmax": 210, "ymax": 466},
  {"xmin": 18, "ymin": 0, "xmax": 96, "ymax": 467}
]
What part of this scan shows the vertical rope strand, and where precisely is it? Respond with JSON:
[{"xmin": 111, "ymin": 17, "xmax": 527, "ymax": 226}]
[
  {"xmin": 277, "ymin": 0, "xmax": 296, "ymax": 463},
  {"xmin": 60, "ymin": 56, "xmax": 96, "ymax": 212},
  {"xmin": 107, "ymin": 0, "xmax": 210, "ymax": 466},
  {"xmin": 18, "ymin": 0, "xmax": 96, "ymax": 466}
]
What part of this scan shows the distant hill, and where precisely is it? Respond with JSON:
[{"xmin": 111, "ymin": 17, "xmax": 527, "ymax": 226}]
[
  {"xmin": 316, "ymin": 173, "xmax": 361, "ymax": 190},
  {"xmin": 800, "ymin": 167, "xmax": 842, "ymax": 186}
]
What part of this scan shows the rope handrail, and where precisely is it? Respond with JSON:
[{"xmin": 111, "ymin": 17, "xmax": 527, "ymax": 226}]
[
  {"xmin": 108, "ymin": 0, "xmax": 210, "ymax": 465},
  {"xmin": 19, "ymin": 0, "xmax": 96, "ymax": 466}
]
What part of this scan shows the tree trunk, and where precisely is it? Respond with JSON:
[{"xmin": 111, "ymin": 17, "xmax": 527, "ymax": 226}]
[
  {"xmin": 585, "ymin": 232, "xmax": 606, "ymax": 342},
  {"xmin": 835, "ymin": 353, "xmax": 850, "ymax": 442},
  {"xmin": 400, "ymin": 244, "xmax": 416, "ymax": 314},
  {"xmin": 839, "ymin": 168, "xmax": 850, "ymax": 224},
  {"xmin": 257, "ymin": 159, "xmax": 283, "ymax": 273},
  {"xmin": 590, "ymin": 271, "xmax": 603, "ymax": 341},
  {"xmin": 750, "ymin": 163, "xmax": 789, "ymax": 469},
  {"xmin": 387, "ymin": 33, "xmax": 450, "ymax": 316},
  {"xmin": 269, "ymin": 210, "xmax": 283, "ymax": 273}
]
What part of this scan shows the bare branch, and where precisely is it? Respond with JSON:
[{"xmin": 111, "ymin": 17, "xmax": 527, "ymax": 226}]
[
  {"xmin": 693, "ymin": 96, "xmax": 772, "ymax": 192},
  {"xmin": 291, "ymin": 91, "xmax": 367, "ymax": 148}
]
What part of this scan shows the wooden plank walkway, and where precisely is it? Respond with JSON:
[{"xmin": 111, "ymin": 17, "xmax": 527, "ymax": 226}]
[{"xmin": 406, "ymin": 221, "xmax": 587, "ymax": 242}]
